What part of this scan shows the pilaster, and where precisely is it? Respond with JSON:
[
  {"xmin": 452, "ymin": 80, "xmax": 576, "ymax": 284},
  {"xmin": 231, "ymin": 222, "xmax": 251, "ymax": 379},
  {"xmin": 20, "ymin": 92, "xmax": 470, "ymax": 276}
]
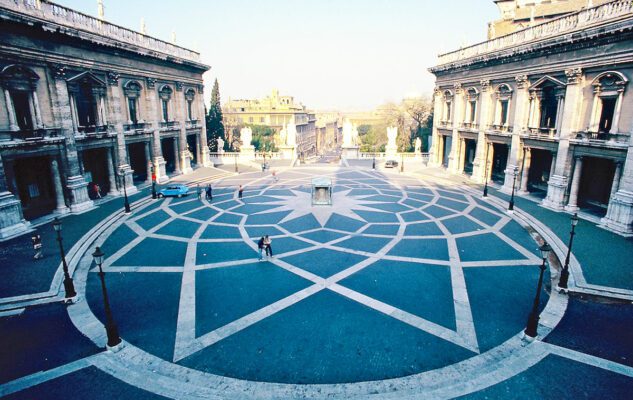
[
  {"xmin": 543, "ymin": 68, "xmax": 583, "ymax": 211},
  {"xmin": 502, "ymin": 75, "xmax": 529, "ymax": 192},
  {"xmin": 601, "ymin": 135, "xmax": 633, "ymax": 235},
  {"xmin": 146, "ymin": 77, "xmax": 168, "ymax": 183},
  {"xmin": 429, "ymin": 87, "xmax": 444, "ymax": 167},
  {"xmin": 471, "ymin": 80, "xmax": 492, "ymax": 183},
  {"xmin": 196, "ymin": 84, "xmax": 211, "ymax": 166},
  {"xmin": 448, "ymin": 83, "xmax": 464, "ymax": 173},
  {"xmin": 0, "ymin": 153, "xmax": 30, "ymax": 239}
]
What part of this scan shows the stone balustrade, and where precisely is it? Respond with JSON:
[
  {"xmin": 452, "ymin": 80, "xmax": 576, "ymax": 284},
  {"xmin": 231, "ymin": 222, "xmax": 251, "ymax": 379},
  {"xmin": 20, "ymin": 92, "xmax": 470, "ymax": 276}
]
[
  {"xmin": 1, "ymin": 0, "xmax": 201, "ymax": 63},
  {"xmin": 436, "ymin": 0, "xmax": 633, "ymax": 66}
]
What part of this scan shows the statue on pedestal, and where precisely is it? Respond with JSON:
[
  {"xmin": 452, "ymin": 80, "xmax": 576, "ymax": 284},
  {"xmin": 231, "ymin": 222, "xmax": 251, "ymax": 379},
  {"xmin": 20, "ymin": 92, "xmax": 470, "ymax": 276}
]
[
  {"xmin": 216, "ymin": 137, "xmax": 224, "ymax": 153},
  {"xmin": 387, "ymin": 126, "xmax": 398, "ymax": 149},
  {"xmin": 240, "ymin": 127, "xmax": 253, "ymax": 148},
  {"xmin": 342, "ymin": 120, "xmax": 359, "ymax": 147},
  {"xmin": 415, "ymin": 137, "xmax": 422, "ymax": 153}
]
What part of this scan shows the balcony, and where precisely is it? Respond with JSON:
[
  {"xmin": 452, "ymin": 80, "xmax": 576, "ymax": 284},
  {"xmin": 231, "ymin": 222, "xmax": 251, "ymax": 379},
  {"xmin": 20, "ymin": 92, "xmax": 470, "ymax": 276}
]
[
  {"xmin": 527, "ymin": 127, "xmax": 557, "ymax": 140},
  {"xmin": 573, "ymin": 131, "xmax": 630, "ymax": 146},
  {"xmin": 160, "ymin": 121, "xmax": 179, "ymax": 130},
  {"xmin": 489, "ymin": 124, "xmax": 513, "ymax": 134},
  {"xmin": 78, "ymin": 125, "xmax": 109, "ymax": 135},
  {"xmin": 437, "ymin": 120, "xmax": 452, "ymax": 130},
  {"xmin": 124, "ymin": 122, "xmax": 148, "ymax": 133},
  {"xmin": 0, "ymin": 128, "xmax": 64, "ymax": 146},
  {"xmin": 185, "ymin": 119, "xmax": 200, "ymax": 129},
  {"xmin": 461, "ymin": 122, "xmax": 479, "ymax": 131}
]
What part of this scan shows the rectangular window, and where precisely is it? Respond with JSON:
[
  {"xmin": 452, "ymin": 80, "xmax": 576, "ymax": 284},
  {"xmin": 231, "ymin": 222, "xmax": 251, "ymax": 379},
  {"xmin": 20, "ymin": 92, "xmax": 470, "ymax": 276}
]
[
  {"xmin": 446, "ymin": 101, "xmax": 451, "ymax": 121},
  {"xmin": 599, "ymin": 97, "xmax": 617, "ymax": 133},
  {"xmin": 11, "ymin": 90, "xmax": 33, "ymax": 131},
  {"xmin": 249, "ymin": 117, "xmax": 253, "ymax": 123},
  {"xmin": 500, "ymin": 100, "xmax": 509, "ymax": 125},
  {"xmin": 128, "ymin": 98, "xmax": 138, "ymax": 124},
  {"xmin": 162, "ymin": 99, "xmax": 169, "ymax": 121},
  {"xmin": 260, "ymin": 117, "xmax": 265, "ymax": 123},
  {"xmin": 469, "ymin": 101, "xmax": 477, "ymax": 123}
]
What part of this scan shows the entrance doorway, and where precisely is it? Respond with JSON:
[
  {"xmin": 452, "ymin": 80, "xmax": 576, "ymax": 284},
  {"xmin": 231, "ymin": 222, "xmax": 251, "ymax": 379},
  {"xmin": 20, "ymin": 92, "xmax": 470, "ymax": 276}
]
[
  {"xmin": 187, "ymin": 134, "xmax": 198, "ymax": 167},
  {"xmin": 128, "ymin": 142, "xmax": 149, "ymax": 182},
  {"xmin": 491, "ymin": 143, "xmax": 508, "ymax": 184},
  {"xmin": 82, "ymin": 148, "xmax": 111, "ymax": 198},
  {"xmin": 13, "ymin": 157, "xmax": 56, "ymax": 220},
  {"xmin": 527, "ymin": 149, "xmax": 553, "ymax": 196},
  {"xmin": 463, "ymin": 139, "xmax": 477, "ymax": 175},
  {"xmin": 442, "ymin": 136, "xmax": 452, "ymax": 168},
  {"xmin": 161, "ymin": 138, "xmax": 176, "ymax": 174},
  {"xmin": 578, "ymin": 156, "xmax": 615, "ymax": 217}
]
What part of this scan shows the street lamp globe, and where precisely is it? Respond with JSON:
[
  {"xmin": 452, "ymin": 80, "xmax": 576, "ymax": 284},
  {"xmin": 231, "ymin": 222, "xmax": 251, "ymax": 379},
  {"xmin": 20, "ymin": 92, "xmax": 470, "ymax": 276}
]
[
  {"xmin": 571, "ymin": 213, "xmax": 579, "ymax": 227},
  {"xmin": 539, "ymin": 242, "xmax": 552, "ymax": 259},
  {"xmin": 92, "ymin": 246, "xmax": 105, "ymax": 266},
  {"xmin": 52, "ymin": 217, "xmax": 62, "ymax": 232}
]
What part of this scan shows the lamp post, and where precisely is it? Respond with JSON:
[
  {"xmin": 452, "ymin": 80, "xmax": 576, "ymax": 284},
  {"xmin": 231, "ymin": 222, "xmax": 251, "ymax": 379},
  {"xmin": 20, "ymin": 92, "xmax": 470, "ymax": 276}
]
[
  {"xmin": 150, "ymin": 164, "xmax": 157, "ymax": 200},
  {"xmin": 557, "ymin": 213, "xmax": 579, "ymax": 291},
  {"xmin": 92, "ymin": 246, "xmax": 122, "ymax": 350},
  {"xmin": 483, "ymin": 143, "xmax": 491, "ymax": 197},
  {"xmin": 508, "ymin": 166, "xmax": 519, "ymax": 212},
  {"xmin": 400, "ymin": 152, "xmax": 404, "ymax": 173},
  {"xmin": 118, "ymin": 168, "xmax": 131, "ymax": 214},
  {"xmin": 234, "ymin": 154, "xmax": 238, "ymax": 173},
  {"xmin": 52, "ymin": 217, "xmax": 77, "ymax": 302},
  {"xmin": 524, "ymin": 241, "xmax": 552, "ymax": 340}
]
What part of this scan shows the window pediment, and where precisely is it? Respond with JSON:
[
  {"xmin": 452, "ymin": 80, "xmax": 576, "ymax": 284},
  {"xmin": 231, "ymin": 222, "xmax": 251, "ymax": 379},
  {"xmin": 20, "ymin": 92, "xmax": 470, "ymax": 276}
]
[
  {"xmin": 592, "ymin": 71, "xmax": 628, "ymax": 95},
  {"xmin": 1, "ymin": 64, "xmax": 39, "ymax": 91},
  {"xmin": 530, "ymin": 75, "xmax": 566, "ymax": 90},
  {"xmin": 159, "ymin": 84, "xmax": 173, "ymax": 100},
  {"xmin": 124, "ymin": 80, "xmax": 143, "ymax": 98}
]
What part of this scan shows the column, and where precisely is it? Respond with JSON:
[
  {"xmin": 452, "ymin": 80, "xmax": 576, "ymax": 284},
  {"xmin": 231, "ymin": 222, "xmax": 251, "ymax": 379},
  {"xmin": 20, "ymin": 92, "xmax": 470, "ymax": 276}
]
[
  {"xmin": 0, "ymin": 152, "xmax": 30, "ymax": 239},
  {"xmin": 458, "ymin": 138, "xmax": 466, "ymax": 173},
  {"xmin": 429, "ymin": 88, "xmax": 444, "ymax": 166},
  {"xmin": 105, "ymin": 70, "xmax": 137, "ymax": 195},
  {"xmin": 144, "ymin": 141, "xmax": 152, "ymax": 184},
  {"xmin": 146, "ymin": 78, "xmax": 168, "ymax": 183},
  {"xmin": 196, "ymin": 133, "xmax": 203, "ymax": 166},
  {"xmin": 471, "ymin": 80, "xmax": 492, "ymax": 183},
  {"xmin": 502, "ymin": 75, "xmax": 530, "ymax": 193},
  {"xmin": 106, "ymin": 148, "xmax": 118, "ymax": 195},
  {"xmin": 549, "ymin": 152, "xmax": 557, "ymax": 180},
  {"xmin": 50, "ymin": 158, "xmax": 70, "ymax": 214},
  {"xmin": 565, "ymin": 157, "xmax": 583, "ymax": 212},
  {"xmin": 196, "ymin": 86, "xmax": 211, "ymax": 166},
  {"xmin": 519, "ymin": 148, "xmax": 532, "ymax": 194},
  {"xmin": 49, "ymin": 65, "xmax": 94, "ymax": 213},
  {"xmin": 173, "ymin": 138, "xmax": 182, "ymax": 174},
  {"xmin": 609, "ymin": 161, "xmax": 623, "ymax": 200},
  {"xmin": 32, "ymin": 91, "xmax": 43, "ymax": 128},
  {"xmin": 177, "ymin": 84, "xmax": 192, "ymax": 174},
  {"xmin": 448, "ymin": 84, "xmax": 464, "ymax": 173},
  {"xmin": 77, "ymin": 150, "xmax": 84, "ymax": 175},
  {"xmin": 68, "ymin": 92, "xmax": 80, "ymax": 133},
  {"xmin": 4, "ymin": 89, "xmax": 19, "ymax": 131},
  {"xmin": 543, "ymin": 68, "xmax": 583, "ymax": 211},
  {"xmin": 601, "ymin": 136, "xmax": 633, "ymax": 235},
  {"xmin": 554, "ymin": 93, "xmax": 565, "ymax": 136}
]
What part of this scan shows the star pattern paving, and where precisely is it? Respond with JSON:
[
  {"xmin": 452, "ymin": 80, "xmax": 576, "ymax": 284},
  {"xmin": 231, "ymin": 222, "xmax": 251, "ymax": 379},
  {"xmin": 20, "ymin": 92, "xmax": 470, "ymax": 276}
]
[{"xmin": 88, "ymin": 168, "xmax": 545, "ymax": 383}]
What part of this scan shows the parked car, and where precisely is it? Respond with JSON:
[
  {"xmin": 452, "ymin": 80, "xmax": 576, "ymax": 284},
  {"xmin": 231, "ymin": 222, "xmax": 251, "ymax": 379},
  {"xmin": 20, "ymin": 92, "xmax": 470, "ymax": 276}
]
[
  {"xmin": 158, "ymin": 184, "xmax": 189, "ymax": 198},
  {"xmin": 385, "ymin": 160, "xmax": 399, "ymax": 168}
]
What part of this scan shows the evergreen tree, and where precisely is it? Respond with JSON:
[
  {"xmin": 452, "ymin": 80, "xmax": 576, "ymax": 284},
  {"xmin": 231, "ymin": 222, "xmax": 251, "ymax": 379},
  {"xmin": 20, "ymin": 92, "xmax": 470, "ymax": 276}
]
[{"xmin": 206, "ymin": 78, "xmax": 226, "ymax": 152}]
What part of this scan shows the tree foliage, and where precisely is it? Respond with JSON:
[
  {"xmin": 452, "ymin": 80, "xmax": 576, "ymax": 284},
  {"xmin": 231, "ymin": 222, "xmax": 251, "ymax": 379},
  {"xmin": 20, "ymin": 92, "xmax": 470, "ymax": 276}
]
[{"xmin": 206, "ymin": 78, "xmax": 226, "ymax": 152}]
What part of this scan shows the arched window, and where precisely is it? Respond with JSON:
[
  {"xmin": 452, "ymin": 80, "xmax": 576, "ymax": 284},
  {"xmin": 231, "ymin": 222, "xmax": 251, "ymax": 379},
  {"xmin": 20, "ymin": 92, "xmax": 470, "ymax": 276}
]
[
  {"xmin": 493, "ymin": 83, "xmax": 513, "ymax": 128},
  {"xmin": 442, "ymin": 90, "xmax": 453, "ymax": 123},
  {"xmin": 1, "ymin": 64, "xmax": 42, "ymax": 136},
  {"xmin": 123, "ymin": 80, "xmax": 143, "ymax": 125},
  {"xmin": 185, "ymin": 88, "xmax": 196, "ymax": 121},
  {"xmin": 528, "ymin": 76, "xmax": 566, "ymax": 134},
  {"xmin": 464, "ymin": 87, "xmax": 479, "ymax": 126},
  {"xmin": 589, "ymin": 72, "xmax": 628, "ymax": 134},
  {"xmin": 66, "ymin": 71, "xmax": 107, "ymax": 134},
  {"xmin": 158, "ymin": 85, "xmax": 173, "ymax": 122}
]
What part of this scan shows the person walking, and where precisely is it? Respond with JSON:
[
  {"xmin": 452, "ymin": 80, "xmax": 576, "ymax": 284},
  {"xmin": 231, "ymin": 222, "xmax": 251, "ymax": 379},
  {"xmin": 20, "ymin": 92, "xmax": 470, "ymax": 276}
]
[
  {"xmin": 272, "ymin": 170, "xmax": 278, "ymax": 183},
  {"xmin": 31, "ymin": 234, "xmax": 43, "ymax": 260},
  {"xmin": 264, "ymin": 235, "xmax": 273, "ymax": 259},
  {"xmin": 205, "ymin": 184, "xmax": 212, "ymax": 201},
  {"xmin": 257, "ymin": 236, "xmax": 265, "ymax": 261},
  {"xmin": 196, "ymin": 184, "xmax": 201, "ymax": 200},
  {"xmin": 238, "ymin": 185, "xmax": 243, "ymax": 199}
]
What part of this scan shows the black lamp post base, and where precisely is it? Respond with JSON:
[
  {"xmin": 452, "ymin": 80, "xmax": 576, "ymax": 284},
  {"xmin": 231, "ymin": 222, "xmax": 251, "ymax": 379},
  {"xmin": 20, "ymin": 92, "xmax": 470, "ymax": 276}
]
[
  {"xmin": 62, "ymin": 294, "xmax": 79, "ymax": 304},
  {"xmin": 106, "ymin": 340, "xmax": 124, "ymax": 353},
  {"xmin": 63, "ymin": 277, "xmax": 77, "ymax": 299},
  {"xmin": 521, "ymin": 330, "xmax": 537, "ymax": 343}
]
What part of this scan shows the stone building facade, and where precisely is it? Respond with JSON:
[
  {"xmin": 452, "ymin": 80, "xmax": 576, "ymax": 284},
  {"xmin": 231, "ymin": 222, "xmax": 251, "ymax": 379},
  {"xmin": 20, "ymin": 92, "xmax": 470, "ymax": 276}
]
[
  {"xmin": 429, "ymin": 0, "xmax": 633, "ymax": 235},
  {"xmin": 223, "ymin": 89, "xmax": 317, "ymax": 157},
  {"xmin": 0, "ymin": 0, "xmax": 210, "ymax": 239}
]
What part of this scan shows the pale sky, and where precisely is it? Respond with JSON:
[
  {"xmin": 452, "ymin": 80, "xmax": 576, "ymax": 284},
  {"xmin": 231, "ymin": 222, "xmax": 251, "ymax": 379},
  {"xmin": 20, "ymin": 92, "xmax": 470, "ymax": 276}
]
[{"xmin": 56, "ymin": 0, "xmax": 499, "ymax": 110}]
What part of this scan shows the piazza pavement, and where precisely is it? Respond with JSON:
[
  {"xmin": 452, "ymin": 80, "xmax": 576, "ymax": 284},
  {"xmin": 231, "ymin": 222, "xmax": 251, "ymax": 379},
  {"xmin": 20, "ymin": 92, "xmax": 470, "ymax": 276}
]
[{"xmin": 0, "ymin": 161, "xmax": 632, "ymax": 399}]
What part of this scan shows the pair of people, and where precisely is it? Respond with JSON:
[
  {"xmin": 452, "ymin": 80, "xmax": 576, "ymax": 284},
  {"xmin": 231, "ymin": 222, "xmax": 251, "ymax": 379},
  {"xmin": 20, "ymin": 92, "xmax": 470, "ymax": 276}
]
[
  {"xmin": 205, "ymin": 184, "xmax": 213, "ymax": 201},
  {"xmin": 257, "ymin": 235, "xmax": 273, "ymax": 260}
]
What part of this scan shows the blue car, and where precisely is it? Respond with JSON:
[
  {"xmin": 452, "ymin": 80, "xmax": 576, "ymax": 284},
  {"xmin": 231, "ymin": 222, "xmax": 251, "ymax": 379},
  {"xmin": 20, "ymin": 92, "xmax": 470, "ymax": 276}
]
[{"xmin": 158, "ymin": 184, "xmax": 189, "ymax": 198}]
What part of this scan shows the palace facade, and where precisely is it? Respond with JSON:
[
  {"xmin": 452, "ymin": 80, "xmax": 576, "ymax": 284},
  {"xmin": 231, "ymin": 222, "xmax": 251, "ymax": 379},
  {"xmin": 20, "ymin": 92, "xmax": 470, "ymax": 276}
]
[
  {"xmin": 223, "ymin": 90, "xmax": 317, "ymax": 157},
  {"xmin": 428, "ymin": 0, "xmax": 633, "ymax": 235},
  {"xmin": 0, "ymin": 0, "xmax": 211, "ymax": 239}
]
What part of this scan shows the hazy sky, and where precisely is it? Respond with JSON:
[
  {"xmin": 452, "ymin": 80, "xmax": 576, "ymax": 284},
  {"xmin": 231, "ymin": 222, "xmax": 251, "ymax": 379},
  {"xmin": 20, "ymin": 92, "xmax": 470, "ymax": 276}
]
[{"xmin": 56, "ymin": 0, "xmax": 499, "ymax": 110}]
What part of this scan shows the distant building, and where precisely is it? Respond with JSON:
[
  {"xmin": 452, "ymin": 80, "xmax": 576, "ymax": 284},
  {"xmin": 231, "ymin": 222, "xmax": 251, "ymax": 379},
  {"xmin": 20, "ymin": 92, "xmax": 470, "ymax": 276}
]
[
  {"xmin": 315, "ymin": 112, "xmax": 342, "ymax": 154},
  {"xmin": 429, "ymin": 0, "xmax": 633, "ymax": 235},
  {"xmin": 223, "ymin": 90, "xmax": 317, "ymax": 156},
  {"xmin": 0, "ymin": 0, "xmax": 210, "ymax": 239}
]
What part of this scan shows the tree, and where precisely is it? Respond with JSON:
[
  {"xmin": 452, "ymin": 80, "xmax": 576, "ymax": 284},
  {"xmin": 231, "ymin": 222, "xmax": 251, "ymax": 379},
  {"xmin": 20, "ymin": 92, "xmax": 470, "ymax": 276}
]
[
  {"xmin": 402, "ymin": 97, "xmax": 433, "ymax": 151},
  {"xmin": 206, "ymin": 78, "xmax": 226, "ymax": 152}
]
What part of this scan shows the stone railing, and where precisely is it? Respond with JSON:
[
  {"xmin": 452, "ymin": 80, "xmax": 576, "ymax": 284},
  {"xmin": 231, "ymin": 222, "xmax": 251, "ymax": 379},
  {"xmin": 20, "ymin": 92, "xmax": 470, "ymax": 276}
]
[
  {"xmin": 461, "ymin": 122, "xmax": 480, "ymax": 131},
  {"xmin": 159, "ymin": 121, "xmax": 179, "ymax": 129},
  {"xmin": 185, "ymin": 119, "xmax": 200, "ymax": 129},
  {"xmin": 436, "ymin": 0, "xmax": 633, "ymax": 66},
  {"xmin": 1, "ymin": 0, "xmax": 201, "ymax": 63},
  {"xmin": 1, "ymin": 127, "xmax": 62, "ymax": 141},
  {"xmin": 437, "ymin": 120, "xmax": 452, "ymax": 129},
  {"xmin": 527, "ymin": 127, "xmax": 557, "ymax": 139},
  {"xmin": 123, "ymin": 122, "xmax": 148, "ymax": 132},
  {"xmin": 573, "ymin": 130, "xmax": 630, "ymax": 145},
  {"xmin": 360, "ymin": 152, "xmax": 430, "ymax": 161},
  {"xmin": 489, "ymin": 124, "xmax": 513, "ymax": 134},
  {"xmin": 78, "ymin": 124, "xmax": 108, "ymax": 134}
]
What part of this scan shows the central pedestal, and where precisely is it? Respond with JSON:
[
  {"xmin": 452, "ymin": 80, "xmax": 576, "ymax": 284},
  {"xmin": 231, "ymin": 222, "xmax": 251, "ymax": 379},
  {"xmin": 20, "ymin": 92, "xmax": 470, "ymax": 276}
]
[{"xmin": 341, "ymin": 146, "xmax": 359, "ymax": 160}]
